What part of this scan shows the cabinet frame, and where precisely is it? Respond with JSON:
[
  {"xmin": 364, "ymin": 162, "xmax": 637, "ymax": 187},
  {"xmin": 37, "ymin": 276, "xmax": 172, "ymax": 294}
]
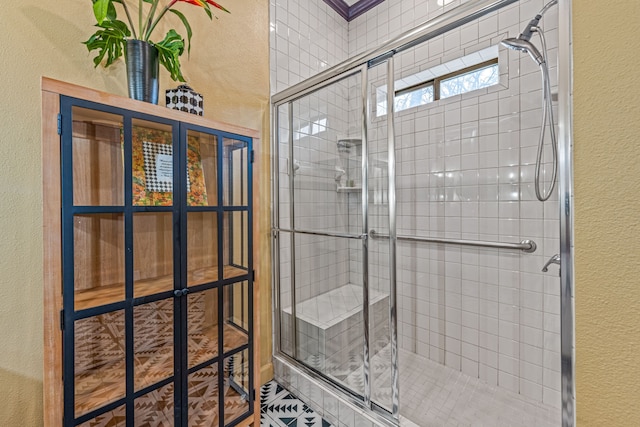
[{"xmin": 43, "ymin": 77, "xmax": 261, "ymax": 427}]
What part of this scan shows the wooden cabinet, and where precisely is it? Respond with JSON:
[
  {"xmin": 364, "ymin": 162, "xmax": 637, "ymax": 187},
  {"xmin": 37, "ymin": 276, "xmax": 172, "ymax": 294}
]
[{"xmin": 42, "ymin": 78, "xmax": 259, "ymax": 427}]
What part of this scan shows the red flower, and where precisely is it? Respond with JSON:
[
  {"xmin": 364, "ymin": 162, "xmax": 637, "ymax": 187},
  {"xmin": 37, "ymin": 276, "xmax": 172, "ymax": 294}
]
[{"xmin": 179, "ymin": 0, "xmax": 229, "ymax": 13}]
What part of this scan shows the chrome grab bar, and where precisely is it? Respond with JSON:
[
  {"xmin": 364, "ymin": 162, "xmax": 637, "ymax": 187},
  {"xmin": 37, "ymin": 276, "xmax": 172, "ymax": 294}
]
[
  {"xmin": 369, "ymin": 230, "xmax": 537, "ymax": 253},
  {"xmin": 273, "ymin": 227, "xmax": 365, "ymax": 240}
]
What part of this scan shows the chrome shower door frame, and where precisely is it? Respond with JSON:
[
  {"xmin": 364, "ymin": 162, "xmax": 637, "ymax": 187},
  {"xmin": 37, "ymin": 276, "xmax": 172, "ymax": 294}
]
[
  {"xmin": 557, "ymin": 0, "xmax": 576, "ymax": 425},
  {"xmin": 385, "ymin": 57, "xmax": 400, "ymax": 418}
]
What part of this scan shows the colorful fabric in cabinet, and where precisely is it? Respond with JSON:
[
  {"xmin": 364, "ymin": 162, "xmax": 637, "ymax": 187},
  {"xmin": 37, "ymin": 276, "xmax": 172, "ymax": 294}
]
[{"xmin": 131, "ymin": 126, "xmax": 209, "ymax": 206}]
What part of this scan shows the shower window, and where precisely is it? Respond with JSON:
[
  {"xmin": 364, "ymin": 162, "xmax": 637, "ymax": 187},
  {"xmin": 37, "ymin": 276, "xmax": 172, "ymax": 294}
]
[
  {"xmin": 376, "ymin": 46, "xmax": 499, "ymax": 116},
  {"xmin": 377, "ymin": 83, "xmax": 434, "ymax": 116},
  {"xmin": 439, "ymin": 61, "xmax": 500, "ymax": 99}
]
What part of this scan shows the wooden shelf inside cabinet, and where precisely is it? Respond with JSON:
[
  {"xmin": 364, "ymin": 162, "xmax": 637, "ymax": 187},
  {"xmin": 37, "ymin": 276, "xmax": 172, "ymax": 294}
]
[{"xmin": 74, "ymin": 265, "xmax": 249, "ymax": 310}]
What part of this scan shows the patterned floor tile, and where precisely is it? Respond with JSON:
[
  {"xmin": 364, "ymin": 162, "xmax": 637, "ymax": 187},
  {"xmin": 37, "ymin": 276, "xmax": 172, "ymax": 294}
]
[
  {"xmin": 260, "ymin": 381, "xmax": 334, "ymax": 427},
  {"xmin": 261, "ymin": 380, "xmax": 289, "ymax": 406},
  {"xmin": 290, "ymin": 407, "xmax": 332, "ymax": 427},
  {"xmin": 262, "ymin": 393, "xmax": 305, "ymax": 421},
  {"xmin": 261, "ymin": 414, "xmax": 293, "ymax": 427},
  {"xmin": 261, "ymin": 412, "xmax": 290, "ymax": 427}
]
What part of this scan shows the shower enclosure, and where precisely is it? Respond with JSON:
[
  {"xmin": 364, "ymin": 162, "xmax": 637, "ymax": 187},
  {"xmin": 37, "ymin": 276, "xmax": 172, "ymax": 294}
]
[{"xmin": 271, "ymin": 0, "xmax": 573, "ymax": 425}]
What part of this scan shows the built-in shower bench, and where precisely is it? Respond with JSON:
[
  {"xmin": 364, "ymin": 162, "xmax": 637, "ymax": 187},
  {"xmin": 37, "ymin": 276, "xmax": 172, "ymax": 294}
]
[{"xmin": 282, "ymin": 284, "xmax": 389, "ymax": 375}]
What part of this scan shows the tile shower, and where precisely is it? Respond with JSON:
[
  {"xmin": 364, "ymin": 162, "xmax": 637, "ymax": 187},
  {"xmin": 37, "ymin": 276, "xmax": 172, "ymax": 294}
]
[{"xmin": 271, "ymin": 0, "xmax": 563, "ymax": 425}]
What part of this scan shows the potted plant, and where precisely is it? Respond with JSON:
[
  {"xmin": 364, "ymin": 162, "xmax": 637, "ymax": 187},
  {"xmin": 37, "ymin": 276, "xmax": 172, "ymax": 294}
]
[{"xmin": 84, "ymin": 0, "xmax": 229, "ymax": 103}]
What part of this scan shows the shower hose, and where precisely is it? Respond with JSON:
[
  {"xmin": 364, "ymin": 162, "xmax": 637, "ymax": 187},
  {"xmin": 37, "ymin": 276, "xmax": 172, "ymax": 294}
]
[{"xmin": 534, "ymin": 26, "xmax": 558, "ymax": 202}]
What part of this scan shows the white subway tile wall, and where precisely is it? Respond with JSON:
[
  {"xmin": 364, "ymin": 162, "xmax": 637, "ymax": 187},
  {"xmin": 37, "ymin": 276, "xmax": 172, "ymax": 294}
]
[
  {"xmin": 272, "ymin": 0, "xmax": 562, "ymax": 420},
  {"xmin": 270, "ymin": 0, "xmax": 350, "ymax": 94}
]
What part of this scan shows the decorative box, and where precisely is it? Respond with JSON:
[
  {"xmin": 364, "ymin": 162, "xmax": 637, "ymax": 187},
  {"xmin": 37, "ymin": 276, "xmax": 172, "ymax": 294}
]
[{"xmin": 166, "ymin": 84, "xmax": 203, "ymax": 116}]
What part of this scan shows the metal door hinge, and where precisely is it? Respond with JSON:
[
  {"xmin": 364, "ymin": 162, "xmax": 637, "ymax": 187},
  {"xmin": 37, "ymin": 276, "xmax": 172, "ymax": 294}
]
[
  {"xmin": 60, "ymin": 309, "xmax": 64, "ymax": 331},
  {"xmin": 251, "ymin": 269, "xmax": 256, "ymax": 281},
  {"xmin": 57, "ymin": 114, "xmax": 62, "ymax": 135},
  {"xmin": 252, "ymin": 388, "xmax": 256, "ymax": 401},
  {"xmin": 250, "ymin": 149, "xmax": 255, "ymax": 163}
]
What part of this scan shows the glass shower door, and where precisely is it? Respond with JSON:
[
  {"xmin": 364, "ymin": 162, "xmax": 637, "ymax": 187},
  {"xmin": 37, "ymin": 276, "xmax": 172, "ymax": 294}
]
[
  {"xmin": 274, "ymin": 63, "xmax": 402, "ymax": 419},
  {"xmin": 284, "ymin": 71, "xmax": 368, "ymax": 397},
  {"xmin": 366, "ymin": 59, "xmax": 398, "ymax": 416}
]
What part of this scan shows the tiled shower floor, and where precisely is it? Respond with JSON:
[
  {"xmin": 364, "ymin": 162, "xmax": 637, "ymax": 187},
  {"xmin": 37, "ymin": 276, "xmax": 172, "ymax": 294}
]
[
  {"xmin": 264, "ymin": 361, "xmax": 559, "ymax": 426},
  {"xmin": 342, "ymin": 346, "xmax": 560, "ymax": 426},
  {"xmin": 261, "ymin": 380, "xmax": 333, "ymax": 427},
  {"xmin": 397, "ymin": 351, "xmax": 559, "ymax": 426}
]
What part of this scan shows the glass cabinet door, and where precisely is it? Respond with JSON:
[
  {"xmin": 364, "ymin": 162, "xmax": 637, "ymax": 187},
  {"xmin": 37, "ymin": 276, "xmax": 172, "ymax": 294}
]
[
  {"xmin": 62, "ymin": 99, "xmax": 253, "ymax": 427},
  {"xmin": 67, "ymin": 106, "xmax": 128, "ymax": 425},
  {"xmin": 130, "ymin": 118, "xmax": 178, "ymax": 425},
  {"xmin": 184, "ymin": 127, "xmax": 221, "ymax": 426},
  {"xmin": 221, "ymin": 135, "xmax": 253, "ymax": 426},
  {"xmin": 183, "ymin": 128, "xmax": 253, "ymax": 427},
  {"xmin": 64, "ymin": 104, "xmax": 179, "ymax": 427}
]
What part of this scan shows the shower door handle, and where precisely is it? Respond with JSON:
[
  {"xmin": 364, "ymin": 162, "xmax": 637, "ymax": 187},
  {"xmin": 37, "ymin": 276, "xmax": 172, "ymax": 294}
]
[
  {"xmin": 287, "ymin": 158, "xmax": 300, "ymax": 175},
  {"xmin": 542, "ymin": 254, "xmax": 561, "ymax": 274}
]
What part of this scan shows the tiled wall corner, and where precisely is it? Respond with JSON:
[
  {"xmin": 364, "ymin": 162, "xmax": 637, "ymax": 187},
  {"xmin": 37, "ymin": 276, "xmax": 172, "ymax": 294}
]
[{"xmin": 270, "ymin": 0, "xmax": 350, "ymax": 95}]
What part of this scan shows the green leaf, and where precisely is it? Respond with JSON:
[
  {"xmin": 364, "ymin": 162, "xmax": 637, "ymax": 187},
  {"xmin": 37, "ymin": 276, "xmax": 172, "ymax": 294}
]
[
  {"xmin": 107, "ymin": 1, "xmax": 117, "ymax": 20},
  {"xmin": 83, "ymin": 19, "xmax": 130, "ymax": 68},
  {"xmin": 92, "ymin": 0, "xmax": 114, "ymax": 24},
  {"xmin": 169, "ymin": 9, "xmax": 193, "ymax": 56},
  {"xmin": 202, "ymin": 5, "xmax": 213, "ymax": 20},
  {"xmin": 155, "ymin": 29, "xmax": 186, "ymax": 82}
]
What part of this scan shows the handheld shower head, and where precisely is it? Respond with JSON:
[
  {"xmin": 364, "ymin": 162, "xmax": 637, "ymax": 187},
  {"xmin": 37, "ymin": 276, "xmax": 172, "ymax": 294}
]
[
  {"xmin": 501, "ymin": 37, "xmax": 545, "ymax": 65},
  {"xmin": 501, "ymin": 0, "xmax": 559, "ymax": 202},
  {"xmin": 501, "ymin": 0, "xmax": 556, "ymax": 65}
]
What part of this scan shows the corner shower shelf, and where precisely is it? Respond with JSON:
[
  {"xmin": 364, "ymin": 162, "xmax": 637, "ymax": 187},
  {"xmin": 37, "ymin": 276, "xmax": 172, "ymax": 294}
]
[{"xmin": 336, "ymin": 186, "xmax": 362, "ymax": 193}]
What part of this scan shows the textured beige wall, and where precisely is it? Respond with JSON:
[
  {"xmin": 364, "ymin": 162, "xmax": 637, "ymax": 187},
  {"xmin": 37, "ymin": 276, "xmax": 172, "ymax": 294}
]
[
  {"xmin": 0, "ymin": 1, "xmax": 269, "ymax": 425},
  {"xmin": 573, "ymin": 1, "xmax": 640, "ymax": 425}
]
